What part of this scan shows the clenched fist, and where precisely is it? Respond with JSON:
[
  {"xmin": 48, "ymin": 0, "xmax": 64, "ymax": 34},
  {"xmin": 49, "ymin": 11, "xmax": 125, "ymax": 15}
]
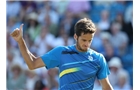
[{"xmin": 10, "ymin": 24, "xmax": 24, "ymax": 42}]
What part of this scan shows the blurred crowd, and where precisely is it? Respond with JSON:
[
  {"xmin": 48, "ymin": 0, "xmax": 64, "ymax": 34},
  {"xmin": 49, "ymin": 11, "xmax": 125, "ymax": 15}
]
[{"xmin": 6, "ymin": 1, "xmax": 133, "ymax": 90}]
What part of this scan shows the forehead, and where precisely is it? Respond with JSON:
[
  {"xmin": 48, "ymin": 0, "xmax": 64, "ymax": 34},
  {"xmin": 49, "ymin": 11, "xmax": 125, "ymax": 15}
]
[{"xmin": 79, "ymin": 33, "xmax": 94, "ymax": 40}]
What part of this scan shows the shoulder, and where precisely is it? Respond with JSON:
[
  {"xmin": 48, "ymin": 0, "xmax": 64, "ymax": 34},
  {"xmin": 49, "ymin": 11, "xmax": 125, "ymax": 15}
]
[
  {"xmin": 52, "ymin": 46, "xmax": 65, "ymax": 51},
  {"xmin": 89, "ymin": 49, "xmax": 105, "ymax": 61},
  {"xmin": 89, "ymin": 49, "xmax": 103, "ymax": 57},
  {"xmin": 52, "ymin": 45, "xmax": 73, "ymax": 52}
]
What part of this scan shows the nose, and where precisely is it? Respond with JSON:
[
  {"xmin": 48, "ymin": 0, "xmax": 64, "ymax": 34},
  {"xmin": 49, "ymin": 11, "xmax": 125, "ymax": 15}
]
[{"xmin": 84, "ymin": 41, "xmax": 90, "ymax": 47}]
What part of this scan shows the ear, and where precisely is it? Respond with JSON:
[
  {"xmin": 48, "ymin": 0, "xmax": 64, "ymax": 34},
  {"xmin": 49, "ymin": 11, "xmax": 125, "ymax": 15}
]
[{"xmin": 74, "ymin": 34, "xmax": 77, "ymax": 41}]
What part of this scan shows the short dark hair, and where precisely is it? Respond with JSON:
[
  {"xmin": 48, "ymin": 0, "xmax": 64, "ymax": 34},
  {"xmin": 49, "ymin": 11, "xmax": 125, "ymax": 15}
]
[{"xmin": 74, "ymin": 18, "xmax": 96, "ymax": 36}]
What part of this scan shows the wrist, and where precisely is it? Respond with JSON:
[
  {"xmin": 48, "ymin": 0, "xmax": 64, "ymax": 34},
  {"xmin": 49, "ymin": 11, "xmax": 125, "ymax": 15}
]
[{"xmin": 17, "ymin": 38, "xmax": 24, "ymax": 45}]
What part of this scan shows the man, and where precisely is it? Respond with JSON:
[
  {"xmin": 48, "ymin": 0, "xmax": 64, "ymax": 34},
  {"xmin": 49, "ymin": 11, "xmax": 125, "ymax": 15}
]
[{"xmin": 10, "ymin": 18, "xmax": 113, "ymax": 90}]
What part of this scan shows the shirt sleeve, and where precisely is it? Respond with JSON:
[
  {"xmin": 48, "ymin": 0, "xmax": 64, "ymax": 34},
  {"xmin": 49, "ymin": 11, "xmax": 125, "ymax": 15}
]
[
  {"xmin": 97, "ymin": 54, "xmax": 110, "ymax": 80},
  {"xmin": 40, "ymin": 46, "xmax": 63, "ymax": 69}
]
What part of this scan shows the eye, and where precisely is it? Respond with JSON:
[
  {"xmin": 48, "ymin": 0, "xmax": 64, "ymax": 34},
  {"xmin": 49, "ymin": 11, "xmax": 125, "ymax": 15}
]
[
  {"xmin": 89, "ymin": 40, "xmax": 91, "ymax": 42},
  {"xmin": 82, "ymin": 39, "xmax": 86, "ymax": 42}
]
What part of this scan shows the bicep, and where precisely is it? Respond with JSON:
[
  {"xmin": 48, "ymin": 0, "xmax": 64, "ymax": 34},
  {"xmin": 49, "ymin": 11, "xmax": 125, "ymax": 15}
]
[
  {"xmin": 97, "ymin": 54, "xmax": 110, "ymax": 79},
  {"xmin": 99, "ymin": 77, "xmax": 110, "ymax": 86},
  {"xmin": 99, "ymin": 77, "xmax": 113, "ymax": 90}
]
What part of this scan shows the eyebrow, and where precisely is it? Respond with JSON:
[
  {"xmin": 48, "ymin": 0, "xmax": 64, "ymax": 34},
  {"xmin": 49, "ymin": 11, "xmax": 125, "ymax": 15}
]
[{"xmin": 82, "ymin": 39, "xmax": 92, "ymax": 41}]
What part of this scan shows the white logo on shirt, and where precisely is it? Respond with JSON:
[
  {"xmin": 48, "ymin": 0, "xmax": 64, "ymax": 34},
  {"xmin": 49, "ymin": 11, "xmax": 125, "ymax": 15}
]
[{"xmin": 88, "ymin": 56, "xmax": 93, "ymax": 61}]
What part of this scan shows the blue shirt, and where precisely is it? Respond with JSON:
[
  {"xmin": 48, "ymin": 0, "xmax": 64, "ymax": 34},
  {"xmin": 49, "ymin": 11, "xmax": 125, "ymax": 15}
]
[{"xmin": 41, "ymin": 44, "xmax": 110, "ymax": 90}]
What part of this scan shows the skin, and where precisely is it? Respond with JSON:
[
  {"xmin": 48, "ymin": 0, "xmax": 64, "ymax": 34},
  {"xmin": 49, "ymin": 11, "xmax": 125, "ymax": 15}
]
[
  {"xmin": 10, "ymin": 24, "xmax": 45, "ymax": 70},
  {"xmin": 74, "ymin": 33, "xmax": 94, "ymax": 52},
  {"xmin": 10, "ymin": 24, "xmax": 113, "ymax": 90}
]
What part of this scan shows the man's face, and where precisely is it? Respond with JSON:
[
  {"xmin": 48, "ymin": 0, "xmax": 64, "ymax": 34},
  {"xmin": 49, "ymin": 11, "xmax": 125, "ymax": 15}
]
[{"xmin": 75, "ymin": 33, "xmax": 94, "ymax": 52}]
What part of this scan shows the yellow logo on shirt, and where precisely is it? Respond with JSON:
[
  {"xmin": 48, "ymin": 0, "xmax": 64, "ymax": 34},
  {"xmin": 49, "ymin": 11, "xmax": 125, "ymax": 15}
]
[{"xmin": 59, "ymin": 67, "xmax": 80, "ymax": 78}]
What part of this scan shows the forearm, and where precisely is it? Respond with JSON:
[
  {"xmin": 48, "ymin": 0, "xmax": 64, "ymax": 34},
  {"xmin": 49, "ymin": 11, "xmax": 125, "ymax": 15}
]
[{"xmin": 17, "ymin": 38, "xmax": 36, "ymax": 70}]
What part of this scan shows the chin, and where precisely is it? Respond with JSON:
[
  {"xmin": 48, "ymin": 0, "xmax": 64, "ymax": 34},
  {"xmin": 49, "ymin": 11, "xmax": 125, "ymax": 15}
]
[{"xmin": 81, "ymin": 48, "xmax": 88, "ymax": 52}]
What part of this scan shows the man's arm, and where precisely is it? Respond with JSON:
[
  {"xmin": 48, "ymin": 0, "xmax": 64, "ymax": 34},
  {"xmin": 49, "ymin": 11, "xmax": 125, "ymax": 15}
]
[
  {"xmin": 10, "ymin": 24, "xmax": 45, "ymax": 70},
  {"xmin": 99, "ymin": 77, "xmax": 113, "ymax": 90}
]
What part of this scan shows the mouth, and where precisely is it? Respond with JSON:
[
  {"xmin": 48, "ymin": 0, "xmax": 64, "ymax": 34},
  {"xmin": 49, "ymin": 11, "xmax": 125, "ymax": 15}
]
[{"xmin": 83, "ymin": 46, "xmax": 89, "ymax": 48}]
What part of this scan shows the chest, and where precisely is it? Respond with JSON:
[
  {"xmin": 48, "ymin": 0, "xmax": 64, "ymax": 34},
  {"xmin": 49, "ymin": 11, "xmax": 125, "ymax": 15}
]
[{"xmin": 59, "ymin": 53, "xmax": 100, "ymax": 77}]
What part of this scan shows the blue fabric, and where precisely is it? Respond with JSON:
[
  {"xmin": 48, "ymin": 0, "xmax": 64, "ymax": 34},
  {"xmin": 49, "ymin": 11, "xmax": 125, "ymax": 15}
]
[
  {"xmin": 41, "ymin": 45, "xmax": 110, "ymax": 90},
  {"xmin": 41, "ymin": 46, "xmax": 63, "ymax": 69}
]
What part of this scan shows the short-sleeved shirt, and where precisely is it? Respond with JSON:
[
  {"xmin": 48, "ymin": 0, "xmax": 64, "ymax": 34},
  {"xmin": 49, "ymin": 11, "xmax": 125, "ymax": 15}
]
[{"xmin": 41, "ymin": 44, "xmax": 110, "ymax": 90}]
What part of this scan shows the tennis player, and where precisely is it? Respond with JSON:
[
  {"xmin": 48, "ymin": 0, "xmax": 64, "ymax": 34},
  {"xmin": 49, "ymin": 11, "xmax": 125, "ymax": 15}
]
[{"xmin": 10, "ymin": 18, "xmax": 113, "ymax": 90}]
